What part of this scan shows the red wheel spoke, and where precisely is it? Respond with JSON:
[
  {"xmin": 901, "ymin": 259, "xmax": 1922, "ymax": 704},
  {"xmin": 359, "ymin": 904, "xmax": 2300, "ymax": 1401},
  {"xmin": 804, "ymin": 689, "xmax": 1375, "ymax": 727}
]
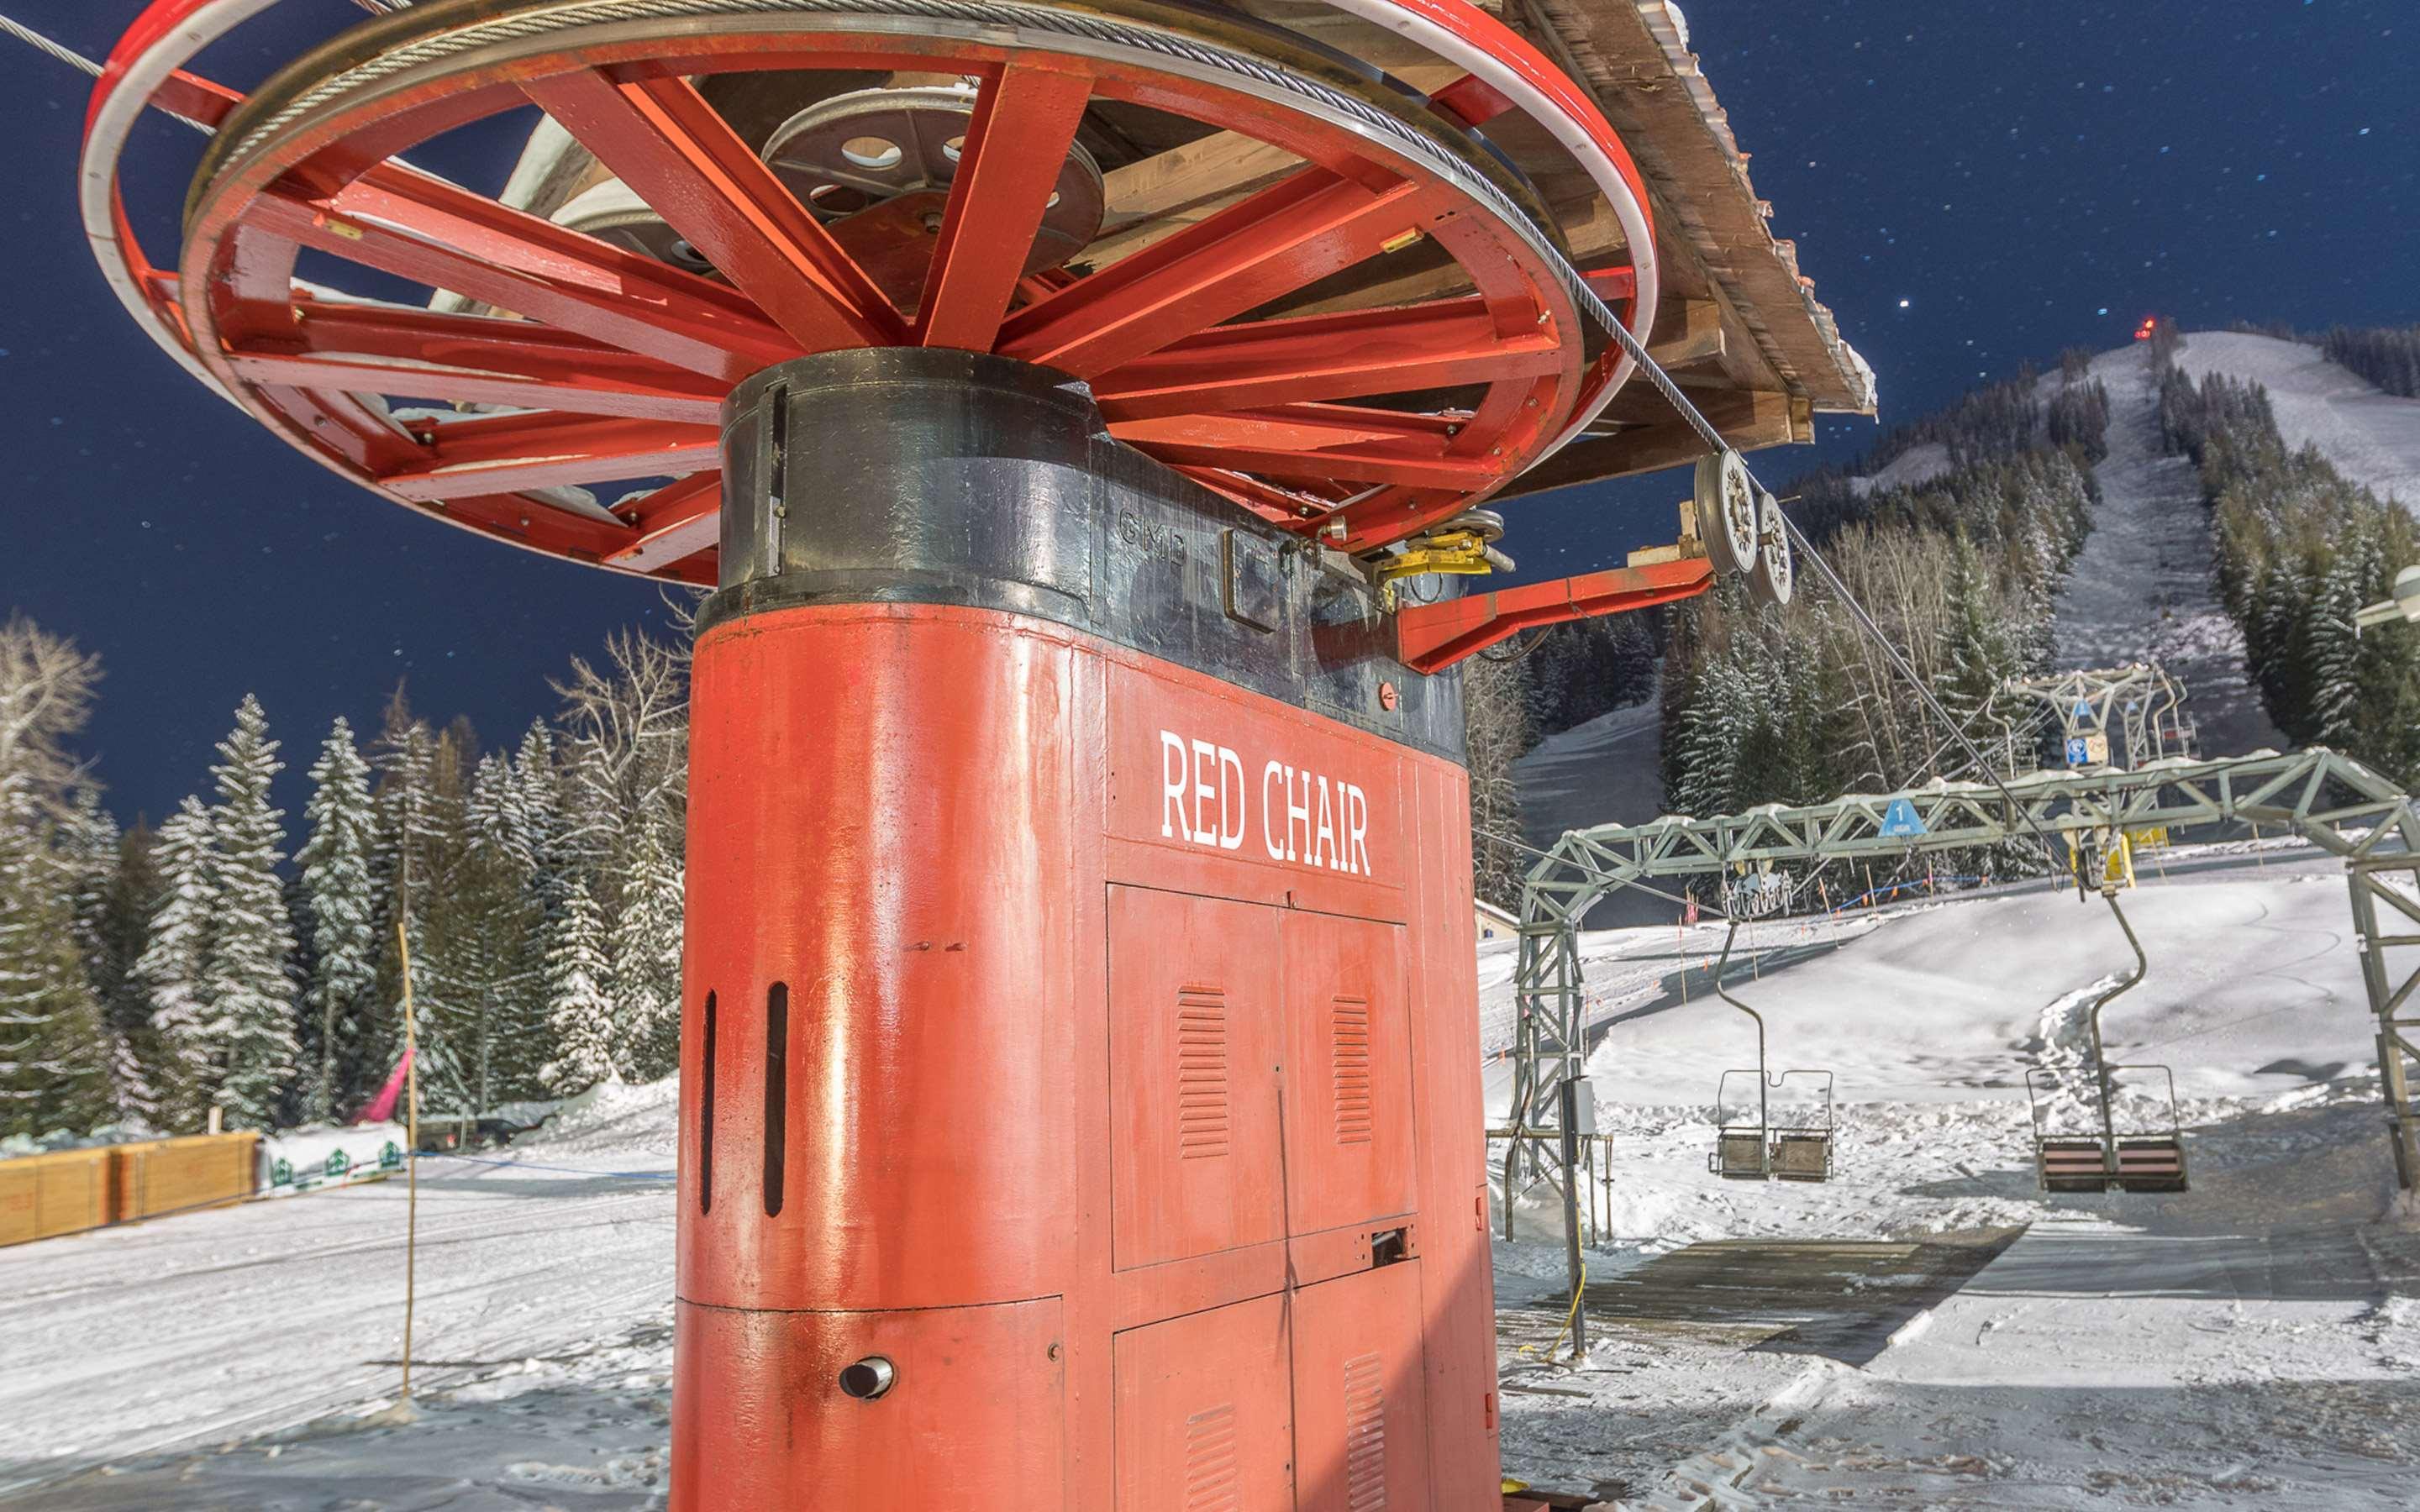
[
  {"xmin": 376, "ymin": 413, "xmax": 719, "ymax": 501},
  {"xmin": 606, "ymin": 472, "xmax": 723, "ymax": 570},
  {"xmin": 917, "ymin": 62, "xmax": 1094, "ymax": 351},
  {"xmin": 525, "ymin": 70, "xmax": 907, "ymax": 352},
  {"xmin": 224, "ymin": 302, "xmax": 727, "ymax": 423},
  {"xmin": 247, "ymin": 170, "xmax": 795, "ymax": 381},
  {"xmin": 997, "ymin": 169, "xmax": 1428, "ymax": 378},
  {"xmin": 1116, "ymin": 404, "xmax": 1498, "ymax": 491},
  {"xmin": 1168, "ymin": 466, "xmax": 1331, "ymax": 527},
  {"xmin": 1092, "ymin": 297, "xmax": 1559, "ymax": 421}
]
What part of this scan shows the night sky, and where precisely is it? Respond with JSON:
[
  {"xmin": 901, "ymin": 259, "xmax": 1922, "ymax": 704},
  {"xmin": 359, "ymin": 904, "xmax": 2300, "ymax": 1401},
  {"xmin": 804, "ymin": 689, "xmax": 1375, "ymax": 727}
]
[{"xmin": 1, "ymin": 1, "xmax": 2412, "ymax": 826}]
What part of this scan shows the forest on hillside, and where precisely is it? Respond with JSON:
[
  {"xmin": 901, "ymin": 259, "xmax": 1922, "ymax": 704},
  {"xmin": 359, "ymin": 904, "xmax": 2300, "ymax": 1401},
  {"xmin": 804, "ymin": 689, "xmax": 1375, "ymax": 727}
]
[
  {"xmin": 1465, "ymin": 321, "xmax": 2420, "ymax": 910},
  {"xmin": 0, "ymin": 616, "xmax": 690, "ymax": 1142}
]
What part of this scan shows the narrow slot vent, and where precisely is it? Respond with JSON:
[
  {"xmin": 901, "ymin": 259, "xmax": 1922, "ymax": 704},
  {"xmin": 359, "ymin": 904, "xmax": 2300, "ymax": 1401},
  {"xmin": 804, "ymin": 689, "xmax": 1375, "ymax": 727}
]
[
  {"xmin": 1342, "ymin": 1352, "xmax": 1386, "ymax": 1510},
  {"xmin": 763, "ymin": 983, "xmax": 788, "ymax": 1217},
  {"xmin": 698, "ymin": 990, "xmax": 717, "ymax": 1215},
  {"xmin": 1176, "ymin": 987, "xmax": 1230, "ymax": 1161},
  {"xmin": 1332, "ymin": 995, "xmax": 1374, "ymax": 1146},
  {"xmin": 1183, "ymin": 1402, "xmax": 1243, "ymax": 1510}
]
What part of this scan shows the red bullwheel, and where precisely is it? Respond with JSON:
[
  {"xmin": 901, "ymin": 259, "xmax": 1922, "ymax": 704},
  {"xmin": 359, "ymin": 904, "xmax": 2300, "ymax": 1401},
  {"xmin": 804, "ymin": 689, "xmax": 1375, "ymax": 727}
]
[{"xmin": 84, "ymin": 0, "xmax": 1663, "ymax": 585}]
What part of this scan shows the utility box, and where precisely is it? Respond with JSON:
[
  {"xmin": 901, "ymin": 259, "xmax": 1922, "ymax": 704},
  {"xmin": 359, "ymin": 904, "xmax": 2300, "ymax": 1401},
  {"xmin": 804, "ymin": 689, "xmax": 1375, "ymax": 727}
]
[{"xmin": 671, "ymin": 353, "xmax": 1497, "ymax": 1509}]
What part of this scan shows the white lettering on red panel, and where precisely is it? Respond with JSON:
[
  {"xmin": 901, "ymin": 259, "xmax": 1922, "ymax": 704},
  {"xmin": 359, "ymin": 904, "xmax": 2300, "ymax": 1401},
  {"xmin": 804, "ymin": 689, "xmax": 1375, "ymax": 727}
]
[{"xmin": 1156, "ymin": 728, "xmax": 1373, "ymax": 877}]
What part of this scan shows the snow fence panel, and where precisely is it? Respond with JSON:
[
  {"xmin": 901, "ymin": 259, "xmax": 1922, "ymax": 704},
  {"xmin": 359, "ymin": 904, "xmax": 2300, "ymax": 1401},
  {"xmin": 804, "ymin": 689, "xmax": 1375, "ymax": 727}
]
[{"xmin": 0, "ymin": 1146, "xmax": 113, "ymax": 1247}]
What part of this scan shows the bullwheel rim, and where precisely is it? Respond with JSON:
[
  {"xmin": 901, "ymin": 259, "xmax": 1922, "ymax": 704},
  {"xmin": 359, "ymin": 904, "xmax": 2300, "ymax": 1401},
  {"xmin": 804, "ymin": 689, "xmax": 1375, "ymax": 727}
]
[{"xmin": 86, "ymin": 0, "xmax": 1660, "ymax": 583}]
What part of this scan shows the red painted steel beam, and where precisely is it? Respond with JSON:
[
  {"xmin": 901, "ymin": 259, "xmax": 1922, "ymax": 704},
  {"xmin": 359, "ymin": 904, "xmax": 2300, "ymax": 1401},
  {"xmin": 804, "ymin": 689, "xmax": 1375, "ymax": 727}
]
[
  {"xmin": 376, "ymin": 412, "xmax": 719, "ymax": 501},
  {"xmin": 1116, "ymin": 403, "xmax": 1493, "ymax": 491},
  {"xmin": 998, "ymin": 169, "xmax": 1428, "ymax": 378},
  {"xmin": 1092, "ymin": 297, "xmax": 1560, "ymax": 421},
  {"xmin": 606, "ymin": 471, "xmax": 723, "ymax": 570},
  {"xmin": 1428, "ymin": 72, "xmax": 1517, "ymax": 129},
  {"xmin": 1394, "ymin": 556, "xmax": 1716, "ymax": 672},
  {"xmin": 917, "ymin": 63, "xmax": 1094, "ymax": 351},
  {"xmin": 257, "ymin": 167, "xmax": 796, "ymax": 381},
  {"xmin": 523, "ymin": 70, "xmax": 906, "ymax": 352},
  {"xmin": 224, "ymin": 302, "xmax": 728, "ymax": 423}
]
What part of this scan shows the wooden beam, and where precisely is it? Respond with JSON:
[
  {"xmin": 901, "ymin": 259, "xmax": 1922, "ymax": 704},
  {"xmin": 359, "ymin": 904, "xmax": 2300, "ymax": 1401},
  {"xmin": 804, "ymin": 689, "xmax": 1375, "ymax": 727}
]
[
  {"xmin": 1649, "ymin": 297, "xmax": 1724, "ymax": 369},
  {"xmin": 1495, "ymin": 388, "xmax": 1798, "ymax": 499},
  {"xmin": 1100, "ymin": 133, "xmax": 1301, "ymax": 234}
]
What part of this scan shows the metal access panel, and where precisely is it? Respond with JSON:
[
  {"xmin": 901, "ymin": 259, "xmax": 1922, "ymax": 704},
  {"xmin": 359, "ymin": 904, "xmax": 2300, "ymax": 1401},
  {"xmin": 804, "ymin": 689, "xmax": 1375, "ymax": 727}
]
[
  {"xmin": 1107, "ymin": 885, "xmax": 1286, "ymax": 1272},
  {"xmin": 1113, "ymin": 1292, "xmax": 1295, "ymax": 1512},
  {"xmin": 673, "ymin": 1294, "xmax": 1066, "ymax": 1505},
  {"xmin": 1292, "ymin": 1259, "xmax": 1434, "ymax": 1512},
  {"xmin": 1282, "ymin": 911, "xmax": 1416, "ymax": 1240}
]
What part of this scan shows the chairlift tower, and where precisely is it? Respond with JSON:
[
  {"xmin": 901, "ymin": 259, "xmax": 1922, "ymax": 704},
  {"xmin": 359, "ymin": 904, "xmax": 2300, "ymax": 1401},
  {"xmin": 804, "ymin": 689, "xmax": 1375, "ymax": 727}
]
[
  {"xmin": 76, "ymin": 1, "xmax": 1870, "ymax": 1502},
  {"xmin": 1997, "ymin": 663, "xmax": 2197, "ymax": 772}
]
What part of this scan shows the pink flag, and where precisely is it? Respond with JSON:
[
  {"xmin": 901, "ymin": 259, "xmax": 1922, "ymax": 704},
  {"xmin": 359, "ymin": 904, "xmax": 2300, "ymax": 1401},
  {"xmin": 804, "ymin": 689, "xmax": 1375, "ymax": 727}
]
[{"xmin": 355, "ymin": 1048, "xmax": 414, "ymax": 1126}]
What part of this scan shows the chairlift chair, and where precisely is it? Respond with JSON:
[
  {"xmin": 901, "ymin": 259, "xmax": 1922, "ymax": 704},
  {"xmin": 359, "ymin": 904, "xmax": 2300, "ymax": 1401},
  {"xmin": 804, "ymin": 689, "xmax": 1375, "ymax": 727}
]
[
  {"xmin": 2024, "ymin": 888, "xmax": 2189, "ymax": 1194},
  {"xmin": 1702, "ymin": 922, "xmax": 1838, "ymax": 1183}
]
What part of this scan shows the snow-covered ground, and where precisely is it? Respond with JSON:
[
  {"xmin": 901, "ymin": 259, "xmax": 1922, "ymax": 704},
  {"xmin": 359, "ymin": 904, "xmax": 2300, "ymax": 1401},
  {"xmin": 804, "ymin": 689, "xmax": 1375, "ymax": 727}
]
[
  {"xmin": 2050, "ymin": 345, "xmax": 2288, "ymax": 758},
  {"xmin": 8, "ymin": 858, "xmax": 2417, "ymax": 1509},
  {"xmin": 1486, "ymin": 858, "xmax": 2420, "ymax": 1507},
  {"xmin": 2173, "ymin": 333, "xmax": 2420, "ymax": 509},
  {"xmin": 0, "ymin": 1081, "xmax": 681, "ymax": 1505}
]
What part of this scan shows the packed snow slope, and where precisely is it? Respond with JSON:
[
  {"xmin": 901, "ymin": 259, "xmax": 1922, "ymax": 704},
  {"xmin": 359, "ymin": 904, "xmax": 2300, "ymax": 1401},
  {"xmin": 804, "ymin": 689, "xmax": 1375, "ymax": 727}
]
[
  {"xmin": 2175, "ymin": 332, "xmax": 2420, "ymax": 508},
  {"xmin": 0, "ymin": 1079, "xmax": 680, "ymax": 1502},
  {"xmin": 1511, "ymin": 682, "xmax": 1670, "ymax": 927},
  {"xmin": 2050, "ymin": 344, "xmax": 2288, "ymax": 757}
]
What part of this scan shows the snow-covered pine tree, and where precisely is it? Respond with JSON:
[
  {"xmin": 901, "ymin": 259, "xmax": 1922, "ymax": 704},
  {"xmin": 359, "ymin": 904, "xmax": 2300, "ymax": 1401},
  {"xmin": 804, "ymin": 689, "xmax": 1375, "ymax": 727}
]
[
  {"xmin": 1941, "ymin": 531, "xmax": 2022, "ymax": 739},
  {"xmin": 0, "ymin": 619, "xmax": 117, "ymax": 1137},
  {"xmin": 371, "ymin": 695, "xmax": 473, "ymax": 1113},
  {"xmin": 608, "ymin": 814, "xmax": 684, "ymax": 1081},
  {"xmin": 2307, "ymin": 552, "xmax": 2365, "ymax": 749},
  {"xmin": 97, "ymin": 821, "xmax": 162, "ymax": 1120},
  {"xmin": 200, "ymin": 696, "xmax": 301, "ymax": 1130},
  {"xmin": 510, "ymin": 721, "xmax": 568, "ymax": 919},
  {"xmin": 458, "ymin": 751, "xmax": 544, "ymax": 1106},
  {"xmin": 0, "ymin": 809, "xmax": 113, "ymax": 1138},
  {"xmin": 538, "ymin": 874, "xmax": 618, "ymax": 1095},
  {"xmin": 135, "ymin": 796, "xmax": 217, "ymax": 1130},
  {"xmin": 60, "ymin": 786, "xmax": 117, "ymax": 991},
  {"xmin": 297, "ymin": 717, "xmax": 380, "ymax": 1124}
]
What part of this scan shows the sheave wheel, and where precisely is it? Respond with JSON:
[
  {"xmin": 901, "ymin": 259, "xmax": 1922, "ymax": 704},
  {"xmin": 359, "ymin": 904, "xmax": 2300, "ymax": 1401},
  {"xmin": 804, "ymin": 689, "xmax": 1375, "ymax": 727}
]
[
  {"xmin": 1696, "ymin": 449, "xmax": 1757, "ymax": 576},
  {"xmin": 1749, "ymin": 486, "xmax": 1793, "ymax": 607}
]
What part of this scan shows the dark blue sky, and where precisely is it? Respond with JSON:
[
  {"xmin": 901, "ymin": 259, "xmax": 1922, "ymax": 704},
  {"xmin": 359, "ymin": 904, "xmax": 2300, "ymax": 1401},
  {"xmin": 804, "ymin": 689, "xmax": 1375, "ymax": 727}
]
[{"xmin": 2, "ymin": 1, "xmax": 2412, "ymax": 824}]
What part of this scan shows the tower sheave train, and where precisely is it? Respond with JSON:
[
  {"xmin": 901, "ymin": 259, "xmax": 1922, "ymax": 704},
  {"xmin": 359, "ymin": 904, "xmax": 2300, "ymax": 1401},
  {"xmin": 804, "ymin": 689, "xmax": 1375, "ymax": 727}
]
[{"xmin": 80, "ymin": 1, "xmax": 1871, "ymax": 1503}]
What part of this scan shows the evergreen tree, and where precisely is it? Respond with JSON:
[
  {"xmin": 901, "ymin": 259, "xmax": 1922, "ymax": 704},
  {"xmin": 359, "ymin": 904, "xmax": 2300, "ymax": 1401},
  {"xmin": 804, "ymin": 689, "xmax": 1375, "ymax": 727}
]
[
  {"xmin": 1941, "ymin": 532, "xmax": 2021, "ymax": 738},
  {"xmin": 297, "ymin": 717, "xmax": 380, "ymax": 1123},
  {"xmin": 0, "ymin": 816, "xmax": 113, "ymax": 1137},
  {"xmin": 608, "ymin": 816, "xmax": 684, "ymax": 1081},
  {"xmin": 539, "ymin": 876, "xmax": 618, "ymax": 1095},
  {"xmin": 97, "ymin": 822, "xmax": 162, "ymax": 1120},
  {"xmin": 135, "ymin": 796, "xmax": 216, "ymax": 1130},
  {"xmin": 511, "ymin": 722, "xmax": 568, "ymax": 921},
  {"xmin": 371, "ymin": 695, "xmax": 473, "ymax": 1112},
  {"xmin": 200, "ymin": 696, "xmax": 301, "ymax": 1129},
  {"xmin": 1463, "ymin": 648, "xmax": 1533, "ymax": 908},
  {"xmin": 0, "ymin": 619, "xmax": 116, "ymax": 1136},
  {"xmin": 455, "ymin": 751, "xmax": 544, "ymax": 1107}
]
